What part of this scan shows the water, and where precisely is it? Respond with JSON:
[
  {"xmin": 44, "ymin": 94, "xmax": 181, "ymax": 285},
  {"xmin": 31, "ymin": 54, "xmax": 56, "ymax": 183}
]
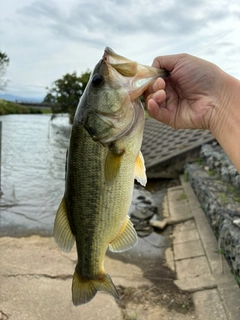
[
  {"xmin": 0, "ymin": 114, "xmax": 71, "ymax": 236},
  {"xmin": 0, "ymin": 114, "xmax": 171, "ymax": 237}
]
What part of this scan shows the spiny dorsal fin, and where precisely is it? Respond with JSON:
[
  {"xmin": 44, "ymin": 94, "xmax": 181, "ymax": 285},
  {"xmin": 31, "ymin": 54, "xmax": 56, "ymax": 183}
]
[
  {"xmin": 109, "ymin": 216, "xmax": 138, "ymax": 252},
  {"xmin": 134, "ymin": 151, "xmax": 147, "ymax": 186},
  {"xmin": 53, "ymin": 197, "xmax": 75, "ymax": 252},
  {"xmin": 104, "ymin": 150, "xmax": 124, "ymax": 184}
]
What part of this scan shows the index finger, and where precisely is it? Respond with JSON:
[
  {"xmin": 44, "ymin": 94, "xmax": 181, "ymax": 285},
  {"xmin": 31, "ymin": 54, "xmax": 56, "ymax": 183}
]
[
  {"xmin": 145, "ymin": 77, "xmax": 166, "ymax": 96},
  {"xmin": 152, "ymin": 53, "xmax": 187, "ymax": 71}
]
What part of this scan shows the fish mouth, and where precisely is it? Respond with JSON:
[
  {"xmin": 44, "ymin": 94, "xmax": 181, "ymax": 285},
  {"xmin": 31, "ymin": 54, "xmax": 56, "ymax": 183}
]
[
  {"xmin": 103, "ymin": 47, "xmax": 169, "ymax": 99},
  {"xmin": 103, "ymin": 47, "xmax": 169, "ymax": 79}
]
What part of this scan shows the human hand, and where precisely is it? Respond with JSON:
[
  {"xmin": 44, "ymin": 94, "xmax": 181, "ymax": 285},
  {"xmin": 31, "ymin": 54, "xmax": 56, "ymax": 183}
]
[{"xmin": 144, "ymin": 54, "xmax": 229, "ymax": 132}]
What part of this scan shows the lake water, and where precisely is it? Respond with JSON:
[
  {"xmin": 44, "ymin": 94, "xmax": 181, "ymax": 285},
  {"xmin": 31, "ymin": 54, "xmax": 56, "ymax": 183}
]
[
  {"xmin": 0, "ymin": 114, "xmax": 169, "ymax": 237},
  {"xmin": 0, "ymin": 114, "xmax": 71, "ymax": 236}
]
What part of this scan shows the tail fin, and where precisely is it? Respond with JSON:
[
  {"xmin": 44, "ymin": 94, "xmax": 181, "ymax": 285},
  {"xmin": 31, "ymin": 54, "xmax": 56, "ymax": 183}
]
[{"xmin": 72, "ymin": 269, "xmax": 119, "ymax": 306}]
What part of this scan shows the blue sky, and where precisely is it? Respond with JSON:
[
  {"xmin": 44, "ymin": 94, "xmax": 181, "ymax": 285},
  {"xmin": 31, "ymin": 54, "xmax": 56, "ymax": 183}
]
[{"xmin": 1, "ymin": 0, "xmax": 240, "ymax": 100}]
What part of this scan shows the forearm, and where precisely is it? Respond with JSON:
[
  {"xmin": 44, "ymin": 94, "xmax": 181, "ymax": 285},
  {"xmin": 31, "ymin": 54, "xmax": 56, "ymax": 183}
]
[{"xmin": 210, "ymin": 74, "xmax": 240, "ymax": 172}]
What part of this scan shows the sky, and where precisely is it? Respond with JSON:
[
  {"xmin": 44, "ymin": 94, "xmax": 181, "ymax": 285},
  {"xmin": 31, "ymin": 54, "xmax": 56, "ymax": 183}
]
[{"xmin": 0, "ymin": 0, "xmax": 240, "ymax": 100}]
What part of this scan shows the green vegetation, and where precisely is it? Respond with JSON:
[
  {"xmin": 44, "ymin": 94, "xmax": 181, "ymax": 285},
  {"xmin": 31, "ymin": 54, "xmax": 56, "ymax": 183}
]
[
  {"xmin": 208, "ymin": 169, "xmax": 216, "ymax": 176},
  {"xmin": 232, "ymin": 270, "xmax": 240, "ymax": 286},
  {"xmin": 0, "ymin": 99, "xmax": 51, "ymax": 115},
  {"xmin": 44, "ymin": 71, "xmax": 91, "ymax": 122},
  {"xmin": 177, "ymin": 193, "xmax": 188, "ymax": 201},
  {"xmin": 184, "ymin": 170, "xmax": 189, "ymax": 182},
  {"xmin": 220, "ymin": 192, "xmax": 227, "ymax": 204},
  {"xmin": 229, "ymin": 186, "xmax": 240, "ymax": 203},
  {"xmin": 0, "ymin": 51, "xmax": 9, "ymax": 90},
  {"xmin": 214, "ymin": 247, "xmax": 226, "ymax": 255},
  {"xmin": 194, "ymin": 157, "xmax": 203, "ymax": 164}
]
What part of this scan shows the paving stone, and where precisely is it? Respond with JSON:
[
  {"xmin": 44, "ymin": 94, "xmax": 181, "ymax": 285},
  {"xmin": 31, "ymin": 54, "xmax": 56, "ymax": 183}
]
[
  {"xmin": 173, "ymin": 228, "xmax": 199, "ymax": 244},
  {"xmin": 174, "ymin": 274, "xmax": 217, "ymax": 292},
  {"xmin": 168, "ymin": 202, "xmax": 192, "ymax": 219},
  {"xmin": 193, "ymin": 290, "xmax": 227, "ymax": 320},
  {"xmin": 168, "ymin": 188, "xmax": 185, "ymax": 202},
  {"xmin": 175, "ymin": 256, "xmax": 211, "ymax": 279},
  {"xmin": 218, "ymin": 285, "xmax": 240, "ymax": 320},
  {"xmin": 173, "ymin": 240, "xmax": 204, "ymax": 260},
  {"xmin": 173, "ymin": 219, "xmax": 196, "ymax": 232}
]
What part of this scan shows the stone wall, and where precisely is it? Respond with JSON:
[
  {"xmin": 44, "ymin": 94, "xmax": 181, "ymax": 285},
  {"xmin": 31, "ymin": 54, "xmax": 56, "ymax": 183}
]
[{"xmin": 185, "ymin": 142, "xmax": 240, "ymax": 281}]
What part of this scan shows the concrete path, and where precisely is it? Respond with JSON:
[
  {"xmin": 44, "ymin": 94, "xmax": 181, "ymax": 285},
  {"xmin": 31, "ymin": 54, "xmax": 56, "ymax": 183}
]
[
  {"xmin": 1, "ymin": 176, "xmax": 239, "ymax": 319},
  {"xmin": 164, "ymin": 176, "xmax": 240, "ymax": 320}
]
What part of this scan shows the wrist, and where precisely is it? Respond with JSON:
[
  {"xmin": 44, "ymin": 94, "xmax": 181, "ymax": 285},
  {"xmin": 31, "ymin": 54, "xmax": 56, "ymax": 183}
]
[{"xmin": 210, "ymin": 73, "xmax": 240, "ymax": 172}]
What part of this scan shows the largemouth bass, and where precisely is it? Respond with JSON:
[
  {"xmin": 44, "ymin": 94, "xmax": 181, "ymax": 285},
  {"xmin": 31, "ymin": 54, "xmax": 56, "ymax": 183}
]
[{"xmin": 54, "ymin": 47, "xmax": 168, "ymax": 306}]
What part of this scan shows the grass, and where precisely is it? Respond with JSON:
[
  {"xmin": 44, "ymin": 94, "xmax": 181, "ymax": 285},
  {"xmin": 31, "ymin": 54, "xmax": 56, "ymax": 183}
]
[
  {"xmin": 220, "ymin": 193, "xmax": 227, "ymax": 204},
  {"xmin": 184, "ymin": 170, "xmax": 189, "ymax": 182},
  {"xmin": 232, "ymin": 270, "xmax": 240, "ymax": 286},
  {"xmin": 0, "ymin": 99, "xmax": 51, "ymax": 115},
  {"xmin": 176, "ymin": 193, "xmax": 188, "ymax": 201},
  {"xmin": 214, "ymin": 247, "xmax": 226, "ymax": 255},
  {"xmin": 208, "ymin": 169, "xmax": 216, "ymax": 176}
]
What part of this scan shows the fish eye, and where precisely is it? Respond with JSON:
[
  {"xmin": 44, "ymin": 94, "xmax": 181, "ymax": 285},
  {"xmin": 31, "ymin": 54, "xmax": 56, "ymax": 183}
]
[{"xmin": 92, "ymin": 74, "xmax": 103, "ymax": 87}]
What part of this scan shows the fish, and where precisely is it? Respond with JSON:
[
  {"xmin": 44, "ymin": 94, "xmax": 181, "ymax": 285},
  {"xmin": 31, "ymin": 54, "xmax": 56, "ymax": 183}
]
[{"xmin": 53, "ymin": 47, "xmax": 168, "ymax": 306}]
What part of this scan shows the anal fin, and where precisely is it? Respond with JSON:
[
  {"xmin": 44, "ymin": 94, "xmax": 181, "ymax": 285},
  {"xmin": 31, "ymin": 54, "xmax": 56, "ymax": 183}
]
[
  {"xmin": 109, "ymin": 217, "xmax": 138, "ymax": 252},
  {"xmin": 53, "ymin": 197, "xmax": 75, "ymax": 252}
]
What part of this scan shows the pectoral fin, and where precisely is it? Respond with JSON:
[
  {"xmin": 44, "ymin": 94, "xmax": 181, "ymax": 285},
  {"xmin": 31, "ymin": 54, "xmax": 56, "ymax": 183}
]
[
  {"xmin": 104, "ymin": 149, "xmax": 124, "ymax": 184},
  {"xmin": 53, "ymin": 197, "xmax": 75, "ymax": 252},
  {"xmin": 134, "ymin": 151, "xmax": 147, "ymax": 186},
  {"xmin": 109, "ymin": 217, "xmax": 138, "ymax": 252}
]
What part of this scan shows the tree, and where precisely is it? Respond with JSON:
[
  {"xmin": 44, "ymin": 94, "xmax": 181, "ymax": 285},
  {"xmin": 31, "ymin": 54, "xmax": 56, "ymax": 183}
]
[
  {"xmin": 0, "ymin": 52, "xmax": 10, "ymax": 90},
  {"xmin": 44, "ymin": 71, "xmax": 91, "ymax": 121}
]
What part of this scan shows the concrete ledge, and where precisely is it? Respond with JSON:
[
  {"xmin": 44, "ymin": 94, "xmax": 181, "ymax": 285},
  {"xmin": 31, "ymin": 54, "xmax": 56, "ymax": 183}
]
[
  {"xmin": 174, "ymin": 274, "xmax": 217, "ymax": 291},
  {"xmin": 167, "ymin": 177, "xmax": 240, "ymax": 320}
]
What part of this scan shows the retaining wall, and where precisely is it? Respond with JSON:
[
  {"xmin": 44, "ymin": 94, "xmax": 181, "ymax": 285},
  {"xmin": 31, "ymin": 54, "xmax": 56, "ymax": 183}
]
[{"xmin": 185, "ymin": 142, "xmax": 240, "ymax": 280}]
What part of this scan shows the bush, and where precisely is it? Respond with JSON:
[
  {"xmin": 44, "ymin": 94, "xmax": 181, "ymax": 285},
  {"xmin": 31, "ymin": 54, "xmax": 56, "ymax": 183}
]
[{"xmin": 0, "ymin": 99, "xmax": 50, "ymax": 115}]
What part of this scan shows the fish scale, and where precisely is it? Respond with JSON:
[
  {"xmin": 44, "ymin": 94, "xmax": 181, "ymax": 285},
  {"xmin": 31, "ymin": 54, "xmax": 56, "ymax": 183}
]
[{"xmin": 66, "ymin": 124, "xmax": 136, "ymax": 274}]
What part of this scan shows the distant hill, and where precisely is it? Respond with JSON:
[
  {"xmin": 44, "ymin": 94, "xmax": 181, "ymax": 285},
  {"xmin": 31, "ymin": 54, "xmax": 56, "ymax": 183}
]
[{"xmin": 0, "ymin": 93, "xmax": 43, "ymax": 103}]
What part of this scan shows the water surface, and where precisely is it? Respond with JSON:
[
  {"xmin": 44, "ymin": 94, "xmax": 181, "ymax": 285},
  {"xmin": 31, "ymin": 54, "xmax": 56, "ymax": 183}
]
[{"xmin": 0, "ymin": 114, "xmax": 71, "ymax": 236}]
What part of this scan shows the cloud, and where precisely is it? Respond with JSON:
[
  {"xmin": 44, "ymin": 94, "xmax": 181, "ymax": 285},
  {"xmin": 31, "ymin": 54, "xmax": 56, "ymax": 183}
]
[
  {"xmin": 17, "ymin": 0, "xmax": 232, "ymax": 43},
  {"xmin": 1, "ymin": 0, "xmax": 240, "ymax": 98}
]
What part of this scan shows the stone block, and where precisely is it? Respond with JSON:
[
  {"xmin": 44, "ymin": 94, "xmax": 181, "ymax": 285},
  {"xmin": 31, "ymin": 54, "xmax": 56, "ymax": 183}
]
[
  {"xmin": 174, "ymin": 240, "xmax": 204, "ymax": 260},
  {"xmin": 168, "ymin": 201, "xmax": 191, "ymax": 218},
  {"xmin": 193, "ymin": 289, "xmax": 227, "ymax": 320},
  {"xmin": 175, "ymin": 256, "xmax": 211, "ymax": 279},
  {"xmin": 167, "ymin": 187, "xmax": 184, "ymax": 202},
  {"xmin": 174, "ymin": 274, "xmax": 217, "ymax": 292},
  {"xmin": 173, "ymin": 219, "xmax": 196, "ymax": 232},
  {"xmin": 173, "ymin": 228, "xmax": 199, "ymax": 244},
  {"xmin": 218, "ymin": 285, "xmax": 240, "ymax": 320}
]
